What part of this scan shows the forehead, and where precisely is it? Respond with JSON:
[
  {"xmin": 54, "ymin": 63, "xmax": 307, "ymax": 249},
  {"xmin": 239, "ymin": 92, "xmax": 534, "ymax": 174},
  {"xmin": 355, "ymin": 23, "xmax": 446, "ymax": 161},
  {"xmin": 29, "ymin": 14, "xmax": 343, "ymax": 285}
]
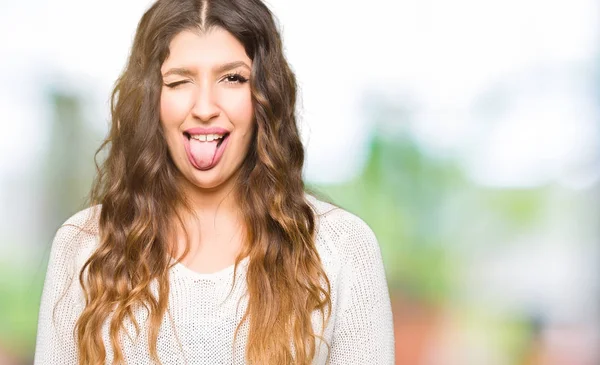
[{"xmin": 161, "ymin": 27, "xmax": 251, "ymax": 71}]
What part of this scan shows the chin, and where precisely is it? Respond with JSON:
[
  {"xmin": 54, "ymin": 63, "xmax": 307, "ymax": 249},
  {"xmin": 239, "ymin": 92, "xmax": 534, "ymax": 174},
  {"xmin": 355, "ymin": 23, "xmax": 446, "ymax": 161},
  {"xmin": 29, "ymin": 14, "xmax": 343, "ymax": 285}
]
[
  {"xmin": 186, "ymin": 171, "xmax": 225, "ymax": 190},
  {"xmin": 184, "ymin": 164, "xmax": 241, "ymax": 192}
]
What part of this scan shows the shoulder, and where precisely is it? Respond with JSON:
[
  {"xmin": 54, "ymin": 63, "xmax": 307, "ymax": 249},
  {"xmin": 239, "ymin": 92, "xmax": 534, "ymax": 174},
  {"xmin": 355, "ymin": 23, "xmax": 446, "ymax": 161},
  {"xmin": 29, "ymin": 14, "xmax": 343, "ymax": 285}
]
[
  {"xmin": 305, "ymin": 193, "xmax": 380, "ymax": 265},
  {"xmin": 305, "ymin": 193, "xmax": 390, "ymax": 320},
  {"xmin": 59, "ymin": 205, "xmax": 101, "ymax": 233},
  {"xmin": 55, "ymin": 205, "xmax": 101, "ymax": 244},
  {"xmin": 49, "ymin": 205, "xmax": 102, "ymax": 275},
  {"xmin": 37, "ymin": 206, "xmax": 102, "ymax": 347}
]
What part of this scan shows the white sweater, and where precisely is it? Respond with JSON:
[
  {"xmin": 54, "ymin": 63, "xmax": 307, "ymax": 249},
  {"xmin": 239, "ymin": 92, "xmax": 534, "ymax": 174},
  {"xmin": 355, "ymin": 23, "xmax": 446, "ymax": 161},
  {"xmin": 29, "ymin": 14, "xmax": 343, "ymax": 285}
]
[{"xmin": 34, "ymin": 195, "xmax": 395, "ymax": 364}]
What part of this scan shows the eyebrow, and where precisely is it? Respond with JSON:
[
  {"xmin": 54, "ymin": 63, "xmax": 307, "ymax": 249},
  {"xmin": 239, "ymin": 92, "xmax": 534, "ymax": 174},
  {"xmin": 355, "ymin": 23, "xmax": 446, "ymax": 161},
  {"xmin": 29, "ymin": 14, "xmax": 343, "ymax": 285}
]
[{"xmin": 162, "ymin": 61, "xmax": 251, "ymax": 78}]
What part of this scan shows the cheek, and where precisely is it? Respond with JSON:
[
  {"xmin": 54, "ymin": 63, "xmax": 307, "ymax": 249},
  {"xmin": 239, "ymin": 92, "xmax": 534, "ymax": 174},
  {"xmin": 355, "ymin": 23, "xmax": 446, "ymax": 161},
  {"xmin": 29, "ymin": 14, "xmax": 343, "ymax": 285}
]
[
  {"xmin": 160, "ymin": 91, "xmax": 191, "ymax": 128},
  {"xmin": 220, "ymin": 91, "xmax": 254, "ymax": 131}
]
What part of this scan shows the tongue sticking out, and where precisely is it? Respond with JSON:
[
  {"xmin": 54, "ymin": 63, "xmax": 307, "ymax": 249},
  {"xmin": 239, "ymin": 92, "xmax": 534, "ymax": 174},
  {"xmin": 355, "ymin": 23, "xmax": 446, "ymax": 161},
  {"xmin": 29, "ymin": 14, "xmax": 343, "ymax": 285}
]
[{"xmin": 189, "ymin": 139, "xmax": 219, "ymax": 169}]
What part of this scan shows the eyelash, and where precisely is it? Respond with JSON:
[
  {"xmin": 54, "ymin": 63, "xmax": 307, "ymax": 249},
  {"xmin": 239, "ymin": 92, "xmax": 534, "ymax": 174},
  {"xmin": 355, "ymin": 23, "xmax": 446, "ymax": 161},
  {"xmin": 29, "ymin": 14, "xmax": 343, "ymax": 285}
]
[
  {"xmin": 222, "ymin": 72, "xmax": 249, "ymax": 84},
  {"xmin": 164, "ymin": 80, "xmax": 188, "ymax": 88},
  {"xmin": 164, "ymin": 73, "xmax": 249, "ymax": 88}
]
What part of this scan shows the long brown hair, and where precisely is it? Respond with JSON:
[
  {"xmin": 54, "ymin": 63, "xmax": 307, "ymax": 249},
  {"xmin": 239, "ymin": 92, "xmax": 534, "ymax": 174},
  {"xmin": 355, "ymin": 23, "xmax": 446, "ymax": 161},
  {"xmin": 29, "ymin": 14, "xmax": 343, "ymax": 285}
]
[{"xmin": 76, "ymin": 0, "xmax": 331, "ymax": 363}]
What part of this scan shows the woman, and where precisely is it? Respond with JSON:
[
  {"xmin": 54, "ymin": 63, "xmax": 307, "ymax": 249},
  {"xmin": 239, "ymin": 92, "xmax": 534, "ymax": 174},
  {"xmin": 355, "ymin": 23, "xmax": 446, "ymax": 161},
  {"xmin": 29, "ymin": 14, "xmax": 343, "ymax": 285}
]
[{"xmin": 34, "ymin": 0, "xmax": 394, "ymax": 364}]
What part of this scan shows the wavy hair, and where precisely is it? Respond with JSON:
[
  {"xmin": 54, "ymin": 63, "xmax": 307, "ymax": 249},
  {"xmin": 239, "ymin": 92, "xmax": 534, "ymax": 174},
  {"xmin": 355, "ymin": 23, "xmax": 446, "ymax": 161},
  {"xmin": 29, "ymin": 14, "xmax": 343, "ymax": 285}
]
[{"xmin": 76, "ymin": 0, "xmax": 331, "ymax": 364}]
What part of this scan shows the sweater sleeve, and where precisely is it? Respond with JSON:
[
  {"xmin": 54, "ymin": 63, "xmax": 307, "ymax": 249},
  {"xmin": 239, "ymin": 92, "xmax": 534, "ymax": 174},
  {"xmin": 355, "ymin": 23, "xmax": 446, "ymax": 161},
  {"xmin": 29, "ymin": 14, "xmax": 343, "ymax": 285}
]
[
  {"xmin": 34, "ymin": 210, "xmax": 97, "ymax": 365},
  {"xmin": 328, "ymin": 215, "xmax": 395, "ymax": 364}
]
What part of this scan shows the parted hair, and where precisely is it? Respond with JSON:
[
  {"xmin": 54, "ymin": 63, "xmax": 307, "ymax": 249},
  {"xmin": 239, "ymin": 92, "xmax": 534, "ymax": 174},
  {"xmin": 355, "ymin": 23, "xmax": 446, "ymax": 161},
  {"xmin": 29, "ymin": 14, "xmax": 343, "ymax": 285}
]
[{"xmin": 76, "ymin": 0, "xmax": 331, "ymax": 363}]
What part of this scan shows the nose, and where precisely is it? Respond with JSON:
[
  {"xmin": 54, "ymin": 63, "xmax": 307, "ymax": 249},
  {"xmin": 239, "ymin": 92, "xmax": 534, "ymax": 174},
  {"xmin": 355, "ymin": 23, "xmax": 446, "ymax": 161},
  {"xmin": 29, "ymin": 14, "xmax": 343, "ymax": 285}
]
[{"xmin": 191, "ymin": 83, "xmax": 220, "ymax": 122}]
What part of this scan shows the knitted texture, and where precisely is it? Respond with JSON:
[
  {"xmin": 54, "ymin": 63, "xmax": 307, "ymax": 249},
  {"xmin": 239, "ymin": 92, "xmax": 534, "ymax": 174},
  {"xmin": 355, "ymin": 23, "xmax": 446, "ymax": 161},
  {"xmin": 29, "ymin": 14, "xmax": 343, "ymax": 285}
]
[{"xmin": 34, "ymin": 194, "xmax": 395, "ymax": 364}]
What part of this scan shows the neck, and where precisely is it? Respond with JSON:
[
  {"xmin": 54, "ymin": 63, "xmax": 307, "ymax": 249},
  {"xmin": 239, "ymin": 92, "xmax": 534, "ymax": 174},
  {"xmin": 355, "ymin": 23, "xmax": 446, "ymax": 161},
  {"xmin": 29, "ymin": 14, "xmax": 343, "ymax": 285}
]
[
  {"xmin": 188, "ymin": 185, "xmax": 237, "ymax": 216},
  {"xmin": 169, "ymin": 173, "xmax": 246, "ymax": 261},
  {"xmin": 175, "ymin": 171, "xmax": 243, "ymax": 229}
]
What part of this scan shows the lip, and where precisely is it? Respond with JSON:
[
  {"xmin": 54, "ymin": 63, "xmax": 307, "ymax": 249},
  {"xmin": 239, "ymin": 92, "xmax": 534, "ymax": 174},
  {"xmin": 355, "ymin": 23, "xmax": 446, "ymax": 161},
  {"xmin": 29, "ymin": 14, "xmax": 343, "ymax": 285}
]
[{"xmin": 184, "ymin": 126, "xmax": 231, "ymax": 136}]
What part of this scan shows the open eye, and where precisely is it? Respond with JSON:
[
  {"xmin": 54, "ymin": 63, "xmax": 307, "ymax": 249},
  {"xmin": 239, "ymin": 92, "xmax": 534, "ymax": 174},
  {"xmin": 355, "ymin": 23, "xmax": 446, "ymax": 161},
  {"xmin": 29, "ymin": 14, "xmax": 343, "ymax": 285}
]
[{"xmin": 222, "ymin": 73, "xmax": 249, "ymax": 84}]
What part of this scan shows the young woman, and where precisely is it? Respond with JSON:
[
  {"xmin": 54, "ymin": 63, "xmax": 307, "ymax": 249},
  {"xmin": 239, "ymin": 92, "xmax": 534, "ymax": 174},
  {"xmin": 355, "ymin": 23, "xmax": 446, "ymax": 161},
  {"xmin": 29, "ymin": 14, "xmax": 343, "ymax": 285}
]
[{"xmin": 34, "ymin": 0, "xmax": 394, "ymax": 364}]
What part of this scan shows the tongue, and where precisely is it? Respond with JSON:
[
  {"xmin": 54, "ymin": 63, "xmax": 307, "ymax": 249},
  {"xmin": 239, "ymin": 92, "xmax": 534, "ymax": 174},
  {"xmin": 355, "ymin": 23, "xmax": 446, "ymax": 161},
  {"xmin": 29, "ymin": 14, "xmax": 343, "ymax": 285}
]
[{"xmin": 189, "ymin": 139, "xmax": 219, "ymax": 169}]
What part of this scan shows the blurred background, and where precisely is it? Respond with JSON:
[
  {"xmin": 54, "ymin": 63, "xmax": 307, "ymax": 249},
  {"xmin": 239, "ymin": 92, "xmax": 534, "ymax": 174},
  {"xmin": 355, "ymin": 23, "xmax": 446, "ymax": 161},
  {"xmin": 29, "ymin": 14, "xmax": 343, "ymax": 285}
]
[{"xmin": 1, "ymin": 0, "xmax": 599, "ymax": 364}]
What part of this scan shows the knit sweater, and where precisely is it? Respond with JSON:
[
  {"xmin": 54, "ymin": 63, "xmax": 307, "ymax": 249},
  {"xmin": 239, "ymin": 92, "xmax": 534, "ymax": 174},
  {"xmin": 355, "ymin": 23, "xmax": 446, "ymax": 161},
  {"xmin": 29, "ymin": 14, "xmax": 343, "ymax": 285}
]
[{"xmin": 34, "ymin": 194, "xmax": 395, "ymax": 364}]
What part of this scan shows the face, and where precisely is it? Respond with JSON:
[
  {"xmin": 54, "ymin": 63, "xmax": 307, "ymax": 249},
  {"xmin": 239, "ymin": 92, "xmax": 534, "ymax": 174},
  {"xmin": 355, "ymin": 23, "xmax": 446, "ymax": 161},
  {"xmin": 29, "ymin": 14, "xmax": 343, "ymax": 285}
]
[{"xmin": 160, "ymin": 27, "xmax": 254, "ymax": 194}]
